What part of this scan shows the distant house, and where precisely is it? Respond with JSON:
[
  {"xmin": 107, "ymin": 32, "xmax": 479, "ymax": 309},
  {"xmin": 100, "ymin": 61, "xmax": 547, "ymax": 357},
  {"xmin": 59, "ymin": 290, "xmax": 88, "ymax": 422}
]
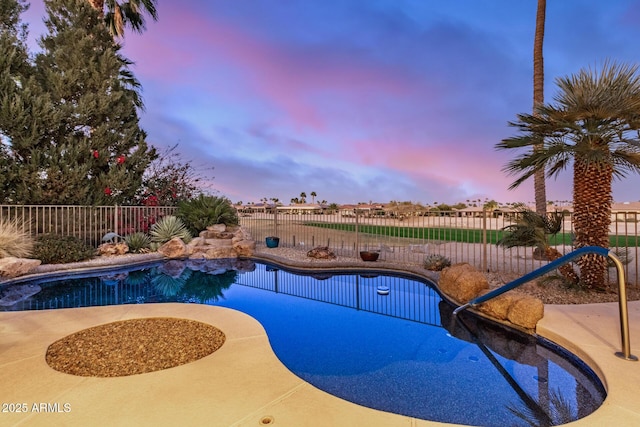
[
  {"xmin": 234, "ymin": 203, "xmax": 277, "ymax": 215},
  {"xmin": 277, "ymin": 204, "xmax": 325, "ymax": 215},
  {"xmin": 339, "ymin": 204, "xmax": 385, "ymax": 217},
  {"xmin": 455, "ymin": 206, "xmax": 484, "ymax": 218},
  {"xmin": 611, "ymin": 202, "xmax": 640, "ymax": 222}
]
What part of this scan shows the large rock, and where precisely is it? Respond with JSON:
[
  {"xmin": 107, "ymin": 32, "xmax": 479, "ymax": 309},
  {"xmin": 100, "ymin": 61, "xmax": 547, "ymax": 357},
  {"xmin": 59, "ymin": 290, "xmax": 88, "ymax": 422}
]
[
  {"xmin": 0, "ymin": 257, "xmax": 42, "ymax": 279},
  {"xmin": 438, "ymin": 262, "xmax": 477, "ymax": 289},
  {"xmin": 476, "ymin": 290, "xmax": 524, "ymax": 321},
  {"xmin": 232, "ymin": 228, "xmax": 252, "ymax": 243},
  {"xmin": 203, "ymin": 239, "xmax": 233, "ymax": 247},
  {"xmin": 438, "ymin": 263, "xmax": 488, "ymax": 304},
  {"xmin": 234, "ymin": 239, "xmax": 256, "ymax": 257},
  {"xmin": 199, "ymin": 224, "xmax": 231, "ymax": 239},
  {"xmin": 204, "ymin": 247, "xmax": 237, "ymax": 259},
  {"xmin": 507, "ymin": 296, "xmax": 544, "ymax": 329},
  {"xmin": 97, "ymin": 242, "xmax": 129, "ymax": 256},
  {"xmin": 158, "ymin": 237, "xmax": 190, "ymax": 258},
  {"xmin": 307, "ymin": 246, "xmax": 336, "ymax": 260},
  {"xmin": 187, "ymin": 226, "xmax": 256, "ymax": 259}
]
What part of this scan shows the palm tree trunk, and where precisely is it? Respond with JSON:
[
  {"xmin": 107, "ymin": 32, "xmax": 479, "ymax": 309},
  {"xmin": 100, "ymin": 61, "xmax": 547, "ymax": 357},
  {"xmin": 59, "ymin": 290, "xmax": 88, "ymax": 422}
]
[
  {"xmin": 533, "ymin": 0, "xmax": 547, "ymax": 216},
  {"xmin": 573, "ymin": 159, "xmax": 612, "ymax": 290}
]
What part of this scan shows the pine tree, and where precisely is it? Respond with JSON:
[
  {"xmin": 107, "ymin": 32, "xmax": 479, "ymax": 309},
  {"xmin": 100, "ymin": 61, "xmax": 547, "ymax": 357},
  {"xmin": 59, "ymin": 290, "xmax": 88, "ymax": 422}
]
[
  {"xmin": 7, "ymin": 0, "xmax": 156, "ymax": 205},
  {"xmin": 0, "ymin": 0, "xmax": 33, "ymax": 202}
]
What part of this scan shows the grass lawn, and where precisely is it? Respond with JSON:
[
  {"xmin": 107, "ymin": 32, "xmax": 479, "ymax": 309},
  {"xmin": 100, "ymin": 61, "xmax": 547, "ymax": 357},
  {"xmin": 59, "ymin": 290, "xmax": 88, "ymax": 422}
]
[{"xmin": 303, "ymin": 222, "xmax": 640, "ymax": 247}]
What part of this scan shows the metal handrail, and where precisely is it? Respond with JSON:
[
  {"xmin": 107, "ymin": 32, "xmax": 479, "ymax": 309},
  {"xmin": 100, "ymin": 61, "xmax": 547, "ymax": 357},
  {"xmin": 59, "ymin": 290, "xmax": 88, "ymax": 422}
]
[{"xmin": 453, "ymin": 246, "xmax": 638, "ymax": 361}]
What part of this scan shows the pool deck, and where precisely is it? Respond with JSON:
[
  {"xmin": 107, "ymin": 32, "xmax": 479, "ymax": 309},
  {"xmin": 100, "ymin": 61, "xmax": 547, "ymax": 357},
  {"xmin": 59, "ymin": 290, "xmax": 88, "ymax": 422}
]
[{"xmin": 1, "ymin": 255, "xmax": 640, "ymax": 426}]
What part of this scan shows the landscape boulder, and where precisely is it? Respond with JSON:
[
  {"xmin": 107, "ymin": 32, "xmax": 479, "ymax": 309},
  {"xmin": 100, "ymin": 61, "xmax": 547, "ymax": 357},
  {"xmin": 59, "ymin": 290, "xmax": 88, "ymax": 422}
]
[
  {"xmin": 475, "ymin": 290, "xmax": 524, "ymax": 321},
  {"xmin": 438, "ymin": 263, "xmax": 488, "ymax": 304},
  {"xmin": 187, "ymin": 225, "xmax": 255, "ymax": 259},
  {"xmin": 506, "ymin": 296, "xmax": 544, "ymax": 330},
  {"xmin": 0, "ymin": 257, "xmax": 42, "ymax": 279},
  {"xmin": 158, "ymin": 237, "xmax": 190, "ymax": 258},
  {"xmin": 234, "ymin": 239, "xmax": 256, "ymax": 257},
  {"xmin": 438, "ymin": 263, "xmax": 544, "ymax": 330},
  {"xmin": 307, "ymin": 246, "xmax": 336, "ymax": 260},
  {"xmin": 97, "ymin": 242, "xmax": 129, "ymax": 256}
]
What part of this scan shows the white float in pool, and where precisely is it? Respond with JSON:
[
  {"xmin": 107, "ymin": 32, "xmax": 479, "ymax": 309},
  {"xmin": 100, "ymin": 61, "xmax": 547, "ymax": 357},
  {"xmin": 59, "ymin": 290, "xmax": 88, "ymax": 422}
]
[{"xmin": 377, "ymin": 285, "xmax": 390, "ymax": 296}]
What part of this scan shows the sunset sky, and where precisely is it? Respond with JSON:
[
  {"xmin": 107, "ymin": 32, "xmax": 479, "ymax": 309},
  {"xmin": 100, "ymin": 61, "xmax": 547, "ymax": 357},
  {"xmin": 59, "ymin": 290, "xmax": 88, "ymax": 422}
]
[{"xmin": 22, "ymin": 0, "xmax": 640, "ymax": 205}]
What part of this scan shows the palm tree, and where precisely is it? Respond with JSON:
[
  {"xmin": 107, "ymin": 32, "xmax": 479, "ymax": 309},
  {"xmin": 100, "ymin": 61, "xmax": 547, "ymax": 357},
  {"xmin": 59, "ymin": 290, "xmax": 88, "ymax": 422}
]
[
  {"xmin": 299, "ymin": 192, "xmax": 306, "ymax": 204},
  {"xmin": 533, "ymin": 0, "xmax": 547, "ymax": 215},
  {"xmin": 86, "ymin": 0, "xmax": 158, "ymax": 38},
  {"xmin": 497, "ymin": 61, "xmax": 640, "ymax": 290},
  {"xmin": 310, "ymin": 191, "xmax": 317, "ymax": 204},
  {"xmin": 497, "ymin": 209, "xmax": 579, "ymax": 284}
]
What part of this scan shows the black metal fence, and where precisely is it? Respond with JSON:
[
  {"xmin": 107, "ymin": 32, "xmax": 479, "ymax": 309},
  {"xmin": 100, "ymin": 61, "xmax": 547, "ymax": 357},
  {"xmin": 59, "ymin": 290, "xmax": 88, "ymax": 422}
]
[{"xmin": 2, "ymin": 204, "xmax": 638, "ymax": 286}]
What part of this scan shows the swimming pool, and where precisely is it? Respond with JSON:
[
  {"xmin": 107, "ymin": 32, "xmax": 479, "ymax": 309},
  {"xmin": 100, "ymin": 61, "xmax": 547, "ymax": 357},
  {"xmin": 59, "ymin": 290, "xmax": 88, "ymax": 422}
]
[{"xmin": 0, "ymin": 258, "xmax": 605, "ymax": 426}]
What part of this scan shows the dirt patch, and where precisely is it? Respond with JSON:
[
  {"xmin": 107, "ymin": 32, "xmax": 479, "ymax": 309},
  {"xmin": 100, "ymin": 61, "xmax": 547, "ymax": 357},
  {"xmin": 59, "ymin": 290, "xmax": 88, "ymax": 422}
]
[{"xmin": 46, "ymin": 317, "xmax": 225, "ymax": 377}]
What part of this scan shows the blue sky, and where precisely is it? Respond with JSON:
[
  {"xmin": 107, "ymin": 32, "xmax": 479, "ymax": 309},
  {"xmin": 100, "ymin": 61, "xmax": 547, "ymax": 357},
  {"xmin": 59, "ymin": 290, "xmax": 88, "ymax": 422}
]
[{"xmin": 22, "ymin": 0, "xmax": 640, "ymax": 205}]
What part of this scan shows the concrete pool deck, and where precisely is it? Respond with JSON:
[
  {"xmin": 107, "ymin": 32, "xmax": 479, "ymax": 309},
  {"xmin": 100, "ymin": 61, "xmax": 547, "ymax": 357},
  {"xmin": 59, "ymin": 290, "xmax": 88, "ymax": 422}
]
[{"xmin": 1, "ymin": 256, "xmax": 640, "ymax": 426}]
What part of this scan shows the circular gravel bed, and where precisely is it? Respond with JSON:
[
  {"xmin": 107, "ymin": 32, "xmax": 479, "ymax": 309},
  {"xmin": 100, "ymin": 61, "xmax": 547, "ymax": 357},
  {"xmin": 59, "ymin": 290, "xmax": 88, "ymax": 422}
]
[{"xmin": 46, "ymin": 317, "xmax": 225, "ymax": 377}]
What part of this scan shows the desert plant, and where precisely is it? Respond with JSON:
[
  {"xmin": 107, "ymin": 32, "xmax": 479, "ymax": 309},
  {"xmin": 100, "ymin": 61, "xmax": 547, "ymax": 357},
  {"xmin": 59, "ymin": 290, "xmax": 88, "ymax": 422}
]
[
  {"xmin": 176, "ymin": 195, "xmax": 239, "ymax": 235},
  {"xmin": 497, "ymin": 209, "xmax": 579, "ymax": 285},
  {"xmin": 423, "ymin": 254, "xmax": 451, "ymax": 271},
  {"xmin": 0, "ymin": 218, "xmax": 33, "ymax": 258},
  {"xmin": 124, "ymin": 232, "xmax": 152, "ymax": 253},
  {"xmin": 33, "ymin": 235, "xmax": 95, "ymax": 264},
  {"xmin": 149, "ymin": 215, "xmax": 192, "ymax": 244}
]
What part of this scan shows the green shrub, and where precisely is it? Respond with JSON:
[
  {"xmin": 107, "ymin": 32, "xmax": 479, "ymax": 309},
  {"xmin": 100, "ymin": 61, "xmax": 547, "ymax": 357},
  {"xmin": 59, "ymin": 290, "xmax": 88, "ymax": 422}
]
[
  {"xmin": 423, "ymin": 254, "xmax": 451, "ymax": 271},
  {"xmin": 149, "ymin": 215, "xmax": 192, "ymax": 244},
  {"xmin": 0, "ymin": 218, "xmax": 33, "ymax": 258},
  {"xmin": 33, "ymin": 235, "xmax": 95, "ymax": 264},
  {"xmin": 124, "ymin": 232, "xmax": 152, "ymax": 253},
  {"xmin": 177, "ymin": 195, "xmax": 239, "ymax": 235}
]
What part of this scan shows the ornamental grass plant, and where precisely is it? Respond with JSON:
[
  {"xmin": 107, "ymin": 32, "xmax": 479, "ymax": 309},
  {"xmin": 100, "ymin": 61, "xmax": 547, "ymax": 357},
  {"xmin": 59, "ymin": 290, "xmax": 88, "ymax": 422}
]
[{"xmin": 0, "ymin": 218, "xmax": 33, "ymax": 258}]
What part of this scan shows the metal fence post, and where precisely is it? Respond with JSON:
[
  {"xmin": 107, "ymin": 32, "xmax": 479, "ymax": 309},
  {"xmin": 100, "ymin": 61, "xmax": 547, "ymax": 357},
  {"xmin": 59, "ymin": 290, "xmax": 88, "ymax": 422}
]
[
  {"xmin": 113, "ymin": 204, "xmax": 119, "ymax": 237},
  {"xmin": 355, "ymin": 209, "xmax": 359, "ymax": 257},
  {"xmin": 274, "ymin": 207, "xmax": 278, "ymax": 238},
  {"xmin": 482, "ymin": 209, "xmax": 488, "ymax": 272}
]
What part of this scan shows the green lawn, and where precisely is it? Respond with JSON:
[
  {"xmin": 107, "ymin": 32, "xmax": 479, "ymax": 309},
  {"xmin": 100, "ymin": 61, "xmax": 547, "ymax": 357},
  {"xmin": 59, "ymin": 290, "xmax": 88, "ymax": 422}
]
[{"xmin": 303, "ymin": 222, "xmax": 639, "ymax": 247}]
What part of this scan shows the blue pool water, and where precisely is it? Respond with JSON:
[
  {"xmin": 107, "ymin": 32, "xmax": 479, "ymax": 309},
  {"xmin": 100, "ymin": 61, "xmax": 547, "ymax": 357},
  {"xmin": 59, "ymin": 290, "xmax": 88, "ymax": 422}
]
[{"xmin": 1, "ymin": 259, "xmax": 605, "ymax": 426}]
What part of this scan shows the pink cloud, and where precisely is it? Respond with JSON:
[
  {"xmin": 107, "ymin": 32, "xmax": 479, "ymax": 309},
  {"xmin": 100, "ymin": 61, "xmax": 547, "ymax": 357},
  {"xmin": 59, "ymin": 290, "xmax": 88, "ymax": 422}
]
[{"xmin": 123, "ymin": 4, "xmax": 425, "ymax": 131}]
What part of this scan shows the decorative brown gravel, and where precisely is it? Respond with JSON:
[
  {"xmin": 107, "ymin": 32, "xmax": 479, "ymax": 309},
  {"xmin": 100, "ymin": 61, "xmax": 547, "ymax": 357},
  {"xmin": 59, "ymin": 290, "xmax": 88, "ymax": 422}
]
[{"xmin": 46, "ymin": 317, "xmax": 225, "ymax": 377}]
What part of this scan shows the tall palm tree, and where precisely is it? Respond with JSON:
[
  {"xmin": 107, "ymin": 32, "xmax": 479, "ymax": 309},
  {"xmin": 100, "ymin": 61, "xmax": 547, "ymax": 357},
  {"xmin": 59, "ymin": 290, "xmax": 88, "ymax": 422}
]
[
  {"xmin": 497, "ymin": 62, "xmax": 640, "ymax": 290},
  {"xmin": 497, "ymin": 209, "xmax": 579, "ymax": 284},
  {"xmin": 310, "ymin": 191, "xmax": 317, "ymax": 204},
  {"xmin": 87, "ymin": 0, "xmax": 158, "ymax": 38},
  {"xmin": 299, "ymin": 192, "xmax": 306, "ymax": 204},
  {"xmin": 533, "ymin": 0, "xmax": 547, "ymax": 215}
]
